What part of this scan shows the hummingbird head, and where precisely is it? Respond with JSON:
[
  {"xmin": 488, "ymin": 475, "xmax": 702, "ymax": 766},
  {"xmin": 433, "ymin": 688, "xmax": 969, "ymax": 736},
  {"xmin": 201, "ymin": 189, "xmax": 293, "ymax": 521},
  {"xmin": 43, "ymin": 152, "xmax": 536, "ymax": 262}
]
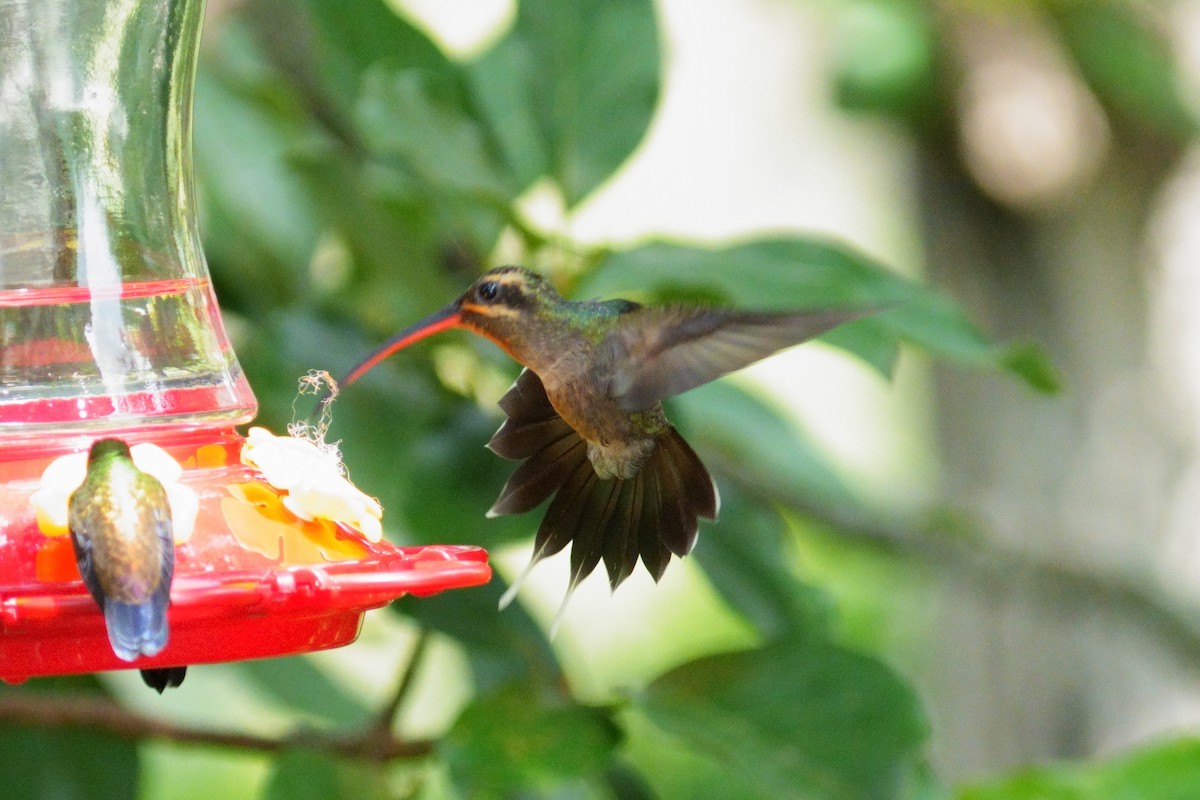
[
  {"xmin": 340, "ymin": 266, "xmax": 565, "ymax": 387},
  {"xmin": 455, "ymin": 267, "xmax": 565, "ymax": 361},
  {"xmin": 87, "ymin": 438, "xmax": 132, "ymax": 466}
]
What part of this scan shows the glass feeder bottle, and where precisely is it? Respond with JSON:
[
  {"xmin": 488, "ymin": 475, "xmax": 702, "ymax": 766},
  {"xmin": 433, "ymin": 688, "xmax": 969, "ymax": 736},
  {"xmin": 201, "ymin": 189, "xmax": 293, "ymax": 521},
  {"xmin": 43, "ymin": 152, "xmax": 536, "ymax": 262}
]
[
  {"xmin": 0, "ymin": 0, "xmax": 255, "ymax": 439},
  {"xmin": 0, "ymin": 0, "xmax": 491, "ymax": 683}
]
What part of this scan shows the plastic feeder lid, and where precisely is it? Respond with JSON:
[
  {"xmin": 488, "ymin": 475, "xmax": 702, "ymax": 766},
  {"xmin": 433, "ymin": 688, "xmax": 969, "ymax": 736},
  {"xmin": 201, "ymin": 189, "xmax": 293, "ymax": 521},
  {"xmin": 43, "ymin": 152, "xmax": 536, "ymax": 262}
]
[{"xmin": 0, "ymin": 430, "xmax": 491, "ymax": 683}]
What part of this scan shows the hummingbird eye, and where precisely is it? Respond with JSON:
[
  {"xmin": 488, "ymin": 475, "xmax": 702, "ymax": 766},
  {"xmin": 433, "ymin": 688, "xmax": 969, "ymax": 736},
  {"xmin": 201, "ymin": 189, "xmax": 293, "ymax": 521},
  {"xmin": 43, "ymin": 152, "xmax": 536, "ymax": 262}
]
[{"xmin": 476, "ymin": 281, "xmax": 501, "ymax": 303}]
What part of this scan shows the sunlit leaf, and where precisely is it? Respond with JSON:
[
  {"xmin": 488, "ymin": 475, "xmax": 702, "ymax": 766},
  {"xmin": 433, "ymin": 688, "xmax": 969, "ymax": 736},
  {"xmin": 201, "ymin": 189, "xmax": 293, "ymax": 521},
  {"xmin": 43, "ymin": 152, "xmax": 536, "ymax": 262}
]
[
  {"xmin": 640, "ymin": 635, "xmax": 928, "ymax": 800},
  {"xmin": 467, "ymin": 0, "xmax": 660, "ymax": 205},
  {"xmin": 620, "ymin": 707, "xmax": 757, "ymax": 800},
  {"xmin": 466, "ymin": 38, "xmax": 550, "ymax": 193},
  {"xmin": 999, "ymin": 340, "xmax": 1060, "ymax": 394}
]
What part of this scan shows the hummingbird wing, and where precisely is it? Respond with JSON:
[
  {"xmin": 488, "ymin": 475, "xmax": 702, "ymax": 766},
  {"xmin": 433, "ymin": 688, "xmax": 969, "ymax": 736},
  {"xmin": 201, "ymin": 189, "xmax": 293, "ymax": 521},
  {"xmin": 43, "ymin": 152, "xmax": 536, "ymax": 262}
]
[
  {"xmin": 68, "ymin": 512, "xmax": 106, "ymax": 611},
  {"xmin": 601, "ymin": 306, "xmax": 873, "ymax": 411}
]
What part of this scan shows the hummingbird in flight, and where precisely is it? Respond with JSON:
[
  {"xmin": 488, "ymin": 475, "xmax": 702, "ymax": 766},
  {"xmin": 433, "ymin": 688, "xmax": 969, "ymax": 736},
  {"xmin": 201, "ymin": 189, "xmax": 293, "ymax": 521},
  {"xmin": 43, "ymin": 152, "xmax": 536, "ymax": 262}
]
[
  {"xmin": 69, "ymin": 438, "xmax": 185, "ymax": 692},
  {"xmin": 337, "ymin": 266, "xmax": 872, "ymax": 620}
]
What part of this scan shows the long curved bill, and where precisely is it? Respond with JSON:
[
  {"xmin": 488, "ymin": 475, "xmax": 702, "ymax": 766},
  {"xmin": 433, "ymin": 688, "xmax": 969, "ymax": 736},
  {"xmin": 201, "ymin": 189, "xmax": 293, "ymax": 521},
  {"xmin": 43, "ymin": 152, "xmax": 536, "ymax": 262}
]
[{"xmin": 341, "ymin": 303, "xmax": 462, "ymax": 387}]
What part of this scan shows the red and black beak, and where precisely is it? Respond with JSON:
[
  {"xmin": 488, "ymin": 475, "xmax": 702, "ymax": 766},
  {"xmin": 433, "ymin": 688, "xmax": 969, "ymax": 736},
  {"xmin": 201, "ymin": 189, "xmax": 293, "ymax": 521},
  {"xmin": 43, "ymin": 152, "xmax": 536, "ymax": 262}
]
[{"xmin": 341, "ymin": 301, "xmax": 462, "ymax": 387}]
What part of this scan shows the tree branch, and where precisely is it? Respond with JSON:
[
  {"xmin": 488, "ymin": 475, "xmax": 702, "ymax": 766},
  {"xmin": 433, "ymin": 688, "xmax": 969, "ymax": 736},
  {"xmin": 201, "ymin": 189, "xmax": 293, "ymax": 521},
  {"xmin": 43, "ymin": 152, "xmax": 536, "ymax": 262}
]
[
  {"xmin": 0, "ymin": 693, "xmax": 434, "ymax": 762},
  {"xmin": 376, "ymin": 627, "xmax": 430, "ymax": 731}
]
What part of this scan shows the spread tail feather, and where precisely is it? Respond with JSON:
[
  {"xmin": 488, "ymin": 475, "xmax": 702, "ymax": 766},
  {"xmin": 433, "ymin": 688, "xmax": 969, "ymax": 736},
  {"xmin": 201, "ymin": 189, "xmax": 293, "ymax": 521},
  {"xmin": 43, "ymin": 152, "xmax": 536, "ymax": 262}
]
[{"xmin": 489, "ymin": 370, "xmax": 718, "ymax": 615}]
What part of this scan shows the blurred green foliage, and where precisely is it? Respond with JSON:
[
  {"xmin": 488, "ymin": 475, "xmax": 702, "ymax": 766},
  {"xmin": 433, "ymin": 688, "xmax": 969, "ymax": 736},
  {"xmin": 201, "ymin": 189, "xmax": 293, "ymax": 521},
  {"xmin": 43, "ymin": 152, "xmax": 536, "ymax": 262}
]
[
  {"xmin": 959, "ymin": 738, "xmax": 1200, "ymax": 800},
  {"xmin": 6, "ymin": 0, "xmax": 1198, "ymax": 798}
]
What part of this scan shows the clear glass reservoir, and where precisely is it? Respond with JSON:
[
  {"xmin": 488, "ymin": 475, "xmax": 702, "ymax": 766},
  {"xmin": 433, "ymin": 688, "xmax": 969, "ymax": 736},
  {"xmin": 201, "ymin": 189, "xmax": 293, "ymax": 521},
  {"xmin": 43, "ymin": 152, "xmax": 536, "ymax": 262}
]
[{"xmin": 0, "ymin": 0, "xmax": 255, "ymax": 436}]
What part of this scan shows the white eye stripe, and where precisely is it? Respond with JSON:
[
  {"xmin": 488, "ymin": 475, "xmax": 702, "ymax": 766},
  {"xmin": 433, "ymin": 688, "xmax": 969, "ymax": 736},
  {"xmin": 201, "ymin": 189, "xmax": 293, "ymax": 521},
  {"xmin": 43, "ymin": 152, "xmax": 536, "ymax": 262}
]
[{"xmin": 462, "ymin": 302, "xmax": 522, "ymax": 319}]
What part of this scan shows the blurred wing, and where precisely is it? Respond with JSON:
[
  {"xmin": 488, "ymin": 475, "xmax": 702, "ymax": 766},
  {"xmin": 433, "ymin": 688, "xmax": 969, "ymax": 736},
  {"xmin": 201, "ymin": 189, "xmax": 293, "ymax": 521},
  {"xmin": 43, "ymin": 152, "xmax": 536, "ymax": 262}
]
[{"xmin": 604, "ymin": 306, "xmax": 873, "ymax": 411}]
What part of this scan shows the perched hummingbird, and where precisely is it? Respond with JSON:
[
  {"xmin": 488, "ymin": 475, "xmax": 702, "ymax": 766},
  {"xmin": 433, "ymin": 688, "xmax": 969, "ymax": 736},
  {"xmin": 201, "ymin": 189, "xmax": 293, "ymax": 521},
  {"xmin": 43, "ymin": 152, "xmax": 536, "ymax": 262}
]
[
  {"xmin": 68, "ymin": 438, "xmax": 185, "ymax": 692},
  {"xmin": 339, "ymin": 266, "xmax": 871, "ymax": 615}
]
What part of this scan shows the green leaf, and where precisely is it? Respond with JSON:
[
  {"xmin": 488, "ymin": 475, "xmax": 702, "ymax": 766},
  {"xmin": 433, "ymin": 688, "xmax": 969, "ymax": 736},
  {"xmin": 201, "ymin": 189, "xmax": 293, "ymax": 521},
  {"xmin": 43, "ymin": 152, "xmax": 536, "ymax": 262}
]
[
  {"xmin": 582, "ymin": 237, "xmax": 1056, "ymax": 390},
  {"xmin": 465, "ymin": 37, "xmax": 550, "ymax": 193},
  {"xmin": 286, "ymin": 147, "xmax": 462, "ymax": 323},
  {"xmin": 690, "ymin": 487, "xmax": 836, "ymax": 641},
  {"xmin": 442, "ymin": 683, "xmax": 621, "ymax": 798},
  {"xmin": 0, "ymin": 726, "xmax": 140, "ymax": 800},
  {"xmin": 999, "ymin": 340, "xmax": 1061, "ymax": 394},
  {"xmin": 301, "ymin": 0, "xmax": 454, "ymax": 102},
  {"xmin": 264, "ymin": 747, "xmax": 389, "ymax": 800},
  {"xmin": 233, "ymin": 656, "xmax": 371, "ymax": 728},
  {"xmin": 395, "ymin": 398, "xmax": 538, "ymax": 548},
  {"xmin": 673, "ymin": 381, "xmax": 858, "ymax": 511},
  {"xmin": 640, "ymin": 635, "xmax": 928, "ymax": 800},
  {"xmin": 0, "ymin": 679, "xmax": 140, "ymax": 800},
  {"xmin": 356, "ymin": 66, "xmax": 509, "ymax": 197},
  {"xmin": 398, "ymin": 577, "xmax": 561, "ymax": 692},
  {"xmin": 194, "ymin": 41, "xmax": 325, "ymax": 311},
  {"xmin": 958, "ymin": 738, "xmax": 1200, "ymax": 800},
  {"xmin": 603, "ymin": 761, "xmax": 658, "ymax": 800},
  {"xmin": 467, "ymin": 0, "xmax": 661, "ymax": 205},
  {"xmin": 832, "ymin": 0, "xmax": 937, "ymax": 122},
  {"xmin": 1052, "ymin": 2, "xmax": 1195, "ymax": 139}
]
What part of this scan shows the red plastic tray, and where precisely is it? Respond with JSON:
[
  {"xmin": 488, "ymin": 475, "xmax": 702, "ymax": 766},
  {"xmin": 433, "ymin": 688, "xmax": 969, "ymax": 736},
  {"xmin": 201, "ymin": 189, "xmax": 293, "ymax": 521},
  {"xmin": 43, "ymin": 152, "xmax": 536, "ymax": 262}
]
[{"xmin": 0, "ymin": 428, "xmax": 491, "ymax": 683}]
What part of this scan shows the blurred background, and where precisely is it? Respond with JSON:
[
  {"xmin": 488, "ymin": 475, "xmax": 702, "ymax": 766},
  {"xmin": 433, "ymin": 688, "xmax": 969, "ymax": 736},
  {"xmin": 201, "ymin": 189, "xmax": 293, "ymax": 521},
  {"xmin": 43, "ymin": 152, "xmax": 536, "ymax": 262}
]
[{"xmin": 8, "ymin": 0, "xmax": 1200, "ymax": 797}]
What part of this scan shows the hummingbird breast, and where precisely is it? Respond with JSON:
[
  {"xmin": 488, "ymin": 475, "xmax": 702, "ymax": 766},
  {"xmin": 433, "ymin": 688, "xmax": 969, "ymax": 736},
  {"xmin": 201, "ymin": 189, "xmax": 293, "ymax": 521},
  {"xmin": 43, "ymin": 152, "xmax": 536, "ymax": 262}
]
[{"xmin": 538, "ymin": 370, "xmax": 666, "ymax": 480}]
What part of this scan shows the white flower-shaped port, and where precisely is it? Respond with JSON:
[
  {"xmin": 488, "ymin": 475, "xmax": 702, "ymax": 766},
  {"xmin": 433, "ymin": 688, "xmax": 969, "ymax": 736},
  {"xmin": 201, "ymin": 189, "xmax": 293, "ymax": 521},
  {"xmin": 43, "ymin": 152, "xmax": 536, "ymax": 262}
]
[
  {"xmin": 240, "ymin": 426, "xmax": 383, "ymax": 542},
  {"xmin": 30, "ymin": 443, "xmax": 199, "ymax": 543}
]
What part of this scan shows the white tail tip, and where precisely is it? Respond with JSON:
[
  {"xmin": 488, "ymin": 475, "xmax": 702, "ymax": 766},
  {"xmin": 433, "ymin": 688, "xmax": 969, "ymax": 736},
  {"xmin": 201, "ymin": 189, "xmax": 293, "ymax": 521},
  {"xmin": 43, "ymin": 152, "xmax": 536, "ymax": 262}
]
[
  {"xmin": 548, "ymin": 583, "xmax": 578, "ymax": 640},
  {"xmin": 498, "ymin": 552, "xmax": 541, "ymax": 610}
]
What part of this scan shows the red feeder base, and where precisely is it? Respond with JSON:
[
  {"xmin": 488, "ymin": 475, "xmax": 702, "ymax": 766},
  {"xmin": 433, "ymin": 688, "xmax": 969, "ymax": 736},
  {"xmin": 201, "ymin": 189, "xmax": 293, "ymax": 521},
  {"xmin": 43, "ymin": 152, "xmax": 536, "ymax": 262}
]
[{"xmin": 0, "ymin": 428, "xmax": 491, "ymax": 683}]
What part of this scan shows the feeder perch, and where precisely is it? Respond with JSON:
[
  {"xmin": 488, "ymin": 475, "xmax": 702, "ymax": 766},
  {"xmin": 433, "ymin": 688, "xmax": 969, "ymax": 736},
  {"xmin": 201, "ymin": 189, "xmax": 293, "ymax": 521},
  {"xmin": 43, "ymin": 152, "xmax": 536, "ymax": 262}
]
[{"xmin": 0, "ymin": 0, "xmax": 489, "ymax": 684}]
